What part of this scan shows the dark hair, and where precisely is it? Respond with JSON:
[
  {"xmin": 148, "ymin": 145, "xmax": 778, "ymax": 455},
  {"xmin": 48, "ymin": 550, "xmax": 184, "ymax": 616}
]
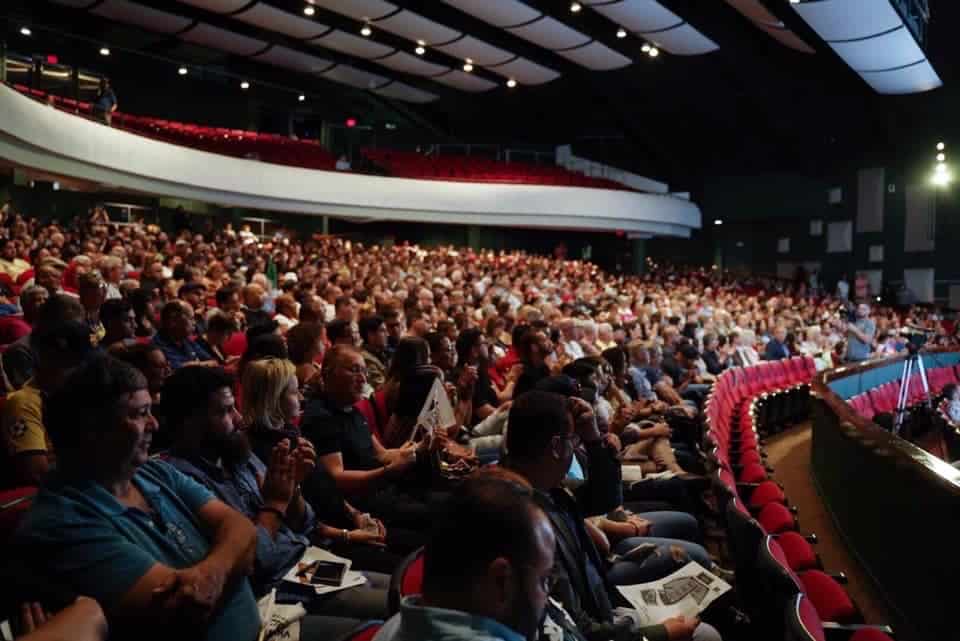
[
  {"xmin": 326, "ymin": 319, "xmax": 352, "ymax": 344},
  {"xmin": 386, "ymin": 336, "xmax": 429, "ymax": 381},
  {"xmin": 602, "ymin": 346, "xmax": 627, "ymax": 377},
  {"xmin": 160, "ymin": 300, "xmax": 188, "ymax": 325},
  {"xmin": 395, "ymin": 366, "xmax": 440, "ymax": 419},
  {"xmin": 512, "ymin": 323, "xmax": 531, "ymax": 347},
  {"xmin": 506, "ymin": 390, "xmax": 570, "ymax": 462},
  {"xmin": 161, "ymin": 365, "xmax": 234, "ymax": 432},
  {"xmin": 100, "ymin": 298, "xmax": 132, "ymax": 325},
  {"xmin": 424, "ymin": 331, "xmax": 447, "ymax": 357},
  {"xmin": 358, "ymin": 315, "xmax": 384, "ymax": 344},
  {"xmin": 286, "ymin": 322, "xmax": 324, "ymax": 365},
  {"xmin": 423, "ymin": 477, "xmax": 543, "ymax": 597},
  {"xmin": 241, "ymin": 333, "xmax": 288, "ymax": 370},
  {"xmin": 45, "ymin": 355, "xmax": 147, "ymax": 452},
  {"xmin": 112, "ymin": 342, "xmax": 162, "ymax": 374},
  {"xmin": 34, "ymin": 294, "xmax": 84, "ymax": 332},
  {"xmin": 215, "ymin": 285, "xmax": 239, "ymax": 307},
  {"xmin": 206, "ymin": 311, "xmax": 237, "ymax": 335},
  {"xmin": 455, "ymin": 327, "xmax": 483, "ymax": 367},
  {"xmin": 334, "ymin": 295, "xmax": 352, "ymax": 311},
  {"xmin": 562, "ymin": 357, "xmax": 600, "ymax": 383}
]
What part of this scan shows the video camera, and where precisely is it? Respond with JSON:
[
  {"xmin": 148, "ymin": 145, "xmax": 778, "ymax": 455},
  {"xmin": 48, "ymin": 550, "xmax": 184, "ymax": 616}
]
[
  {"xmin": 836, "ymin": 301, "xmax": 857, "ymax": 324},
  {"xmin": 898, "ymin": 326, "xmax": 934, "ymax": 354}
]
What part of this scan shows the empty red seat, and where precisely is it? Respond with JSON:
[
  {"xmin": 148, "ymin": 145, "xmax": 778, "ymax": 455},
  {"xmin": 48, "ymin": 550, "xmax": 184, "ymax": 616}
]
[{"xmin": 758, "ymin": 502, "xmax": 795, "ymax": 533}]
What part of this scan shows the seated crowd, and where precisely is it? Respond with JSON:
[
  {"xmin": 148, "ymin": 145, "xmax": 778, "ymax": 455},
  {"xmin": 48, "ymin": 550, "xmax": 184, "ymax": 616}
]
[{"xmin": 0, "ymin": 204, "xmax": 953, "ymax": 641}]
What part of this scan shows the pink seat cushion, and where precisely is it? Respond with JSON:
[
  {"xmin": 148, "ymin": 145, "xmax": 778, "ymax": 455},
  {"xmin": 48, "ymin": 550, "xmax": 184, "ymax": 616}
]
[
  {"xmin": 799, "ymin": 570, "xmax": 857, "ymax": 623},
  {"xmin": 778, "ymin": 531, "xmax": 818, "ymax": 571},
  {"xmin": 748, "ymin": 480, "xmax": 785, "ymax": 510}
]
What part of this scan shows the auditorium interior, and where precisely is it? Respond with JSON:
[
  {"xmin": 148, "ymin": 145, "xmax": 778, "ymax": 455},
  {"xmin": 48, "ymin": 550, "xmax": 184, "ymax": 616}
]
[{"xmin": 0, "ymin": 1, "xmax": 957, "ymax": 641}]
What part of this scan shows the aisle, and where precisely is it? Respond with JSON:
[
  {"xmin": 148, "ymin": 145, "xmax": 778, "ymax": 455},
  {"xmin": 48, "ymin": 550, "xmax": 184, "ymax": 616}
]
[{"xmin": 761, "ymin": 424, "xmax": 891, "ymax": 625}]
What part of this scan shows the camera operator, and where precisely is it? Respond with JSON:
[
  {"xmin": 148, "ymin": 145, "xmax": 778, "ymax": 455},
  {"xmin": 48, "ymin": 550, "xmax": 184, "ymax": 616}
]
[{"xmin": 841, "ymin": 303, "xmax": 876, "ymax": 363}]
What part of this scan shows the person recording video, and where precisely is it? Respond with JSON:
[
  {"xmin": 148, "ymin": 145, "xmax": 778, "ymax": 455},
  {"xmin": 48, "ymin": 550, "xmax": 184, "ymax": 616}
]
[{"xmin": 842, "ymin": 303, "xmax": 875, "ymax": 363}]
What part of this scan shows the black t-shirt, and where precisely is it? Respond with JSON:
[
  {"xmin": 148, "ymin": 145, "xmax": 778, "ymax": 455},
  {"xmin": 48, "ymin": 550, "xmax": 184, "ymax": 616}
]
[
  {"xmin": 515, "ymin": 362, "xmax": 550, "ymax": 398},
  {"xmin": 301, "ymin": 394, "xmax": 381, "ymax": 471}
]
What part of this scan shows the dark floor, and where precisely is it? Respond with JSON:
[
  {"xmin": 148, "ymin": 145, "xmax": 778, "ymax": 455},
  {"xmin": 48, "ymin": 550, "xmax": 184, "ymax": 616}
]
[{"xmin": 762, "ymin": 423, "xmax": 891, "ymax": 625}]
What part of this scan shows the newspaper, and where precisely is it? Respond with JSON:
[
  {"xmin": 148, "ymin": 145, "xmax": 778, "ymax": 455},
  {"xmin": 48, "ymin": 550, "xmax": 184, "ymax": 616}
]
[
  {"xmin": 281, "ymin": 546, "xmax": 368, "ymax": 596},
  {"xmin": 616, "ymin": 561, "xmax": 732, "ymax": 626},
  {"xmin": 257, "ymin": 589, "xmax": 306, "ymax": 641}
]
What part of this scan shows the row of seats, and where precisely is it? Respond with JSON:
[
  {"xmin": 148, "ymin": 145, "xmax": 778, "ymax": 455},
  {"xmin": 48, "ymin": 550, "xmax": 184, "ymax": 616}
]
[
  {"xmin": 704, "ymin": 359, "xmax": 896, "ymax": 641},
  {"xmin": 10, "ymin": 83, "xmax": 337, "ymax": 171},
  {"xmin": 847, "ymin": 364, "xmax": 960, "ymax": 421},
  {"xmin": 361, "ymin": 148, "xmax": 632, "ymax": 190}
]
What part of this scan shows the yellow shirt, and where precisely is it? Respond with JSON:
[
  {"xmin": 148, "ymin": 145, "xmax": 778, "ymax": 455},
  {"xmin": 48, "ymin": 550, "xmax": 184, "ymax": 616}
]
[
  {"xmin": 0, "ymin": 258, "xmax": 30, "ymax": 280},
  {"xmin": 2, "ymin": 380, "xmax": 49, "ymax": 456}
]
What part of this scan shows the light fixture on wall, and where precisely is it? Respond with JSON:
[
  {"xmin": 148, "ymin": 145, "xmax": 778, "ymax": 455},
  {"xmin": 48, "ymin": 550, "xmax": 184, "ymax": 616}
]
[
  {"xmin": 616, "ymin": 27, "xmax": 627, "ymax": 39},
  {"xmin": 240, "ymin": 80, "xmax": 250, "ymax": 90},
  {"xmin": 463, "ymin": 59, "xmax": 474, "ymax": 72},
  {"xmin": 178, "ymin": 66, "xmax": 188, "ymax": 76},
  {"xmin": 20, "ymin": 27, "xmax": 31, "ymax": 36},
  {"xmin": 99, "ymin": 47, "xmax": 111, "ymax": 56},
  {"xmin": 303, "ymin": 5, "xmax": 315, "ymax": 16},
  {"xmin": 570, "ymin": 2, "xmax": 582, "ymax": 13},
  {"xmin": 298, "ymin": 94, "xmax": 305, "ymax": 102},
  {"xmin": 714, "ymin": 219, "xmax": 723, "ymax": 225},
  {"xmin": 506, "ymin": 78, "xmax": 517, "ymax": 88}
]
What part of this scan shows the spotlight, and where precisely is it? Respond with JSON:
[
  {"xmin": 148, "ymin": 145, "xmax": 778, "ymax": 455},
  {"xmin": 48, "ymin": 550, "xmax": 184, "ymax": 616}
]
[
  {"xmin": 415, "ymin": 46, "xmax": 425, "ymax": 55},
  {"xmin": 641, "ymin": 43, "xmax": 651, "ymax": 52},
  {"xmin": 937, "ymin": 142, "xmax": 945, "ymax": 151},
  {"xmin": 932, "ymin": 169, "xmax": 952, "ymax": 187},
  {"xmin": 649, "ymin": 47, "xmax": 659, "ymax": 57},
  {"xmin": 937, "ymin": 153, "xmax": 946, "ymax": 162},
  {"xmin": 463, "ymin": 59, "xmax": 473, "ymax": 72},
  {"xmin": 240, "ymin": 80, "xmax": 250, "ymax": 90},
  {"xmin": 20, "ymin": 27, "xmax": 31, "ymax": 37},
  {"xmin": 360, "ymin": 24, "xmax": 372, "ymax": 37},
  {"xmin": 570, "ymin": 2, "xmax": 582, "ymax": 13},
  {"xmin": 303, "ymin": 5, "xmax": 315, "ymax": 16},
  {"xmin": 616, "ymin": 27, "xmax": 627, "ymax": 39},
  {"xmin": 298, "ymin": 94, "xmax": 305, "ymax": 102},
  {"xmin": 99, "ymin": 47, "xmax": 111, "ymax": 56},
  {"xmin": 789, "ymin": 0, "xmax": 801, "ymax": 4},
  {"xmin": 506, "ymin": 78, "xmax": 517, "ymax": 88},
  {"xmin": 714, "ymin": 219, "xmax": 723, "ymax": 225},
  {"xmin": 178, "ymin": 66, "xmax": 188, "ymax": 76}
]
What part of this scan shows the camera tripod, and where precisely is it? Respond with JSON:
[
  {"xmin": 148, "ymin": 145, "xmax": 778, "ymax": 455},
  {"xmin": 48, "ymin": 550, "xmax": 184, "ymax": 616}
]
[{"xmin": 893, "ymin": 349, "xmax": 931, "ymax": 436}]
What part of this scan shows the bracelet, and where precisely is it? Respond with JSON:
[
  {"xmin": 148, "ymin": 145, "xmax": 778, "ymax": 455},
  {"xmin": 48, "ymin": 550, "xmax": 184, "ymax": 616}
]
[
  {"xmin": 258, "ymin": 506, "xmax": 285, "ymax": 519},
  {"xmin": 342, "ymin": 529, "xmax": 350, "ymax": 543}
]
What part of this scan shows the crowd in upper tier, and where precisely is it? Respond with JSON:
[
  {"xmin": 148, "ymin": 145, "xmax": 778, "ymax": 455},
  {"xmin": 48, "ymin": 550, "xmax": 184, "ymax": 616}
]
[{"xmin": 0, "ymin": 200, "xmax": 955, "ymax": 641}]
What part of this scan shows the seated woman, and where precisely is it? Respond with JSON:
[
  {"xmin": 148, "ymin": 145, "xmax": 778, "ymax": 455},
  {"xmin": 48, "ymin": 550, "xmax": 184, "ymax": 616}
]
[
  {"xmin": 285, "ymin": 322, "xmax": 325, "ymax": 399},
  {"xmin": 241, "ymin": 357, "xmax": 417, "ymax": 573},
  {"xmin": 357, "ymin": 336, "xmax": 429, "ymax": 446}
]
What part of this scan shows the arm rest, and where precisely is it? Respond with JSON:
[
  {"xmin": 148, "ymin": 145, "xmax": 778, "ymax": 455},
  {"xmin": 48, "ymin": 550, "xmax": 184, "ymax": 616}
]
[
  {"xmin": 822, "ymin": 622, "xmax": 894, "ymax": 641},
  {"xmin": 828, "ymin": 572, "xmax": 848, "ymax": 584}
]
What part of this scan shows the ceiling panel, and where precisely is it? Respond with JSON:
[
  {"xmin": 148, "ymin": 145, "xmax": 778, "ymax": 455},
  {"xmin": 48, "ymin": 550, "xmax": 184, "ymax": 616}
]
[
  {"xmin": 372, "ymin": 81, "xmax": 439, "ymax": 103},
  {"xmin": 319, "ymin": 64, "xmax": 390, "ymax": 89},
  {"xmin": 792, "ymin": 0, "xmax": 902, "ymax": 42},
  {"xmin": 432, "ymin": 70, "xmax": 498, "ymax": 92},
  {"xmin": 374, "ymin": 10, "xmax": 461, "ymax": 45},
  {"xmin": 556, "ymin": 41, "xmax": 632, "ymax": 70},
  {"xmin": 829, "ymin": 27, "xmax": 922, "ymax": 72},
  {"xmin": 179, "ymin": 23, "xmax": 268, "ymax": 55},
  {"xmin": 92, "ymin": 0, "xmax": 193, "ymax": 34},
  {"xmin": 233, "ymin": 3, "xmax": 329, "ymax": 40},
  {"xmin": 588, "ymin": 0, "xmax": 681, "ymax": 33},
  {"xmin": 860, "ymin": 60, "xmax": 942, "ymax": 94},
  {"xmin": 647, "ymin": 23, "xmax": 719, "ymax": 55},
  {"xmin": 434, "ymin": 36, "xmax": 514, "ymax": 66},
  {"xmin": 491, "ymin": 58, "xmax": 561, "ymax": 85},
  {"xmin": 311, "ymin": 0, "xmax": 396, "ymax": 22},
  {"xmin": 440, "ymin": 0, "xmax": 540, "ymax": 28},
  {"xmin": 251, "ymin": 46, "xmax": 335, "ymax": 74},
  {"xmin": 312, "ymin": 29, "xmax": 395, "ymax": 59},
  {"xmin": 376, "ymin": 51, "xmax": 449, "ymax": 76},
  {"xmin": 177, "ymin": 0, "xmax": 251, "ymax": 13},
  {"xmin": 508, "ymin": 17, "xmax": 591, "ymax": 50}
]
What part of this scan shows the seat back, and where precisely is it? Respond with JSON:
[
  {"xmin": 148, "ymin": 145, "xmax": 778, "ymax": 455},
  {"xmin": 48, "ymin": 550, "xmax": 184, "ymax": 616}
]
[
  {"xmin": 341, "ymin": 622, "xmax": 383, "ymax": 641},
  {"xmin": 784, "ymin": 594, "xmax": 826, "ymax": 641},
  {"xmin": 388, "ymin": 548, "xmax": 424, "ymax": 615},
  {"xmin": 753, "ymin": 536, "xmax": 804, "ymax": 638},
  {"xmin": 726, "ymin": 498, "xmax": 765, "ymax": 584}
]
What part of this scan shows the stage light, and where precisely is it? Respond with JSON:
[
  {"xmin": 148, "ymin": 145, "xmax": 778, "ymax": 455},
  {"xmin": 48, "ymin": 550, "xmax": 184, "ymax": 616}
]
[
  {"xmin": 20, "ymin": 27, "xmax": 31, "ymax": 37},
  {"xmin": 361, "ymin": 24, "xmax": 372, "ymax": 37},
  {"xmin": 303, "ymin": 5, "xmax": 315, "ymax": 16},
  {"xmin": 641, "ymin": 43, "xmax": 651, "ymax": 52},
  {"xmin": 346, "ymin": 118, "xmax": 357, "ymax": 128},
  {"xmin": 506, "ymin": 78, "xmax": 517, "ymax": 88},
  {"xmin": 99, "ymin": 47, "xmax": 111, "ymax": 56},
  {"xmin": 937, "ymin": 142, "xmax": 945, "ymax": 151},
  {"xmin": 937, "ymin": 153, "xmax": 945, "ymax": 162},
  {"xmin": 649, "ymin": 47, "xmax": 659, "ymax": 57},
  {"xmin": 240, "ymin": 80, "xmax": 250, "ymax": 90},
  {"xmin": 570, "ymin": 2, "xmax": 582, "ymax": 13},
  {"xmin": 298, "ymin": 94, "xmax": 305, "ymax": 102},
  {"xmin": 616, "ymin": 28, "xmax": 627, "ymax": 39},
  {"xmin": 415, "ymin": 46, "xmax": 425, "ymax": 55},
  {"xmin": 714, "ymin": 219, "xmax": 723, "ymax": 225},
  {"xmin": 178, "ymin": 66, "xmax": 188, "ymax": 76}
]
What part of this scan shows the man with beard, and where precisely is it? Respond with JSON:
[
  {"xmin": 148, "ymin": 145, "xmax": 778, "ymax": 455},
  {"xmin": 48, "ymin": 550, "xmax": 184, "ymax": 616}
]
[
  {"xmin": 372, "ymin": 476, "xmax": 555, "ymax": 641},
  {"xmin": 161, "ymin": 366, "xmax": 391, "ymax": 622},
  {"xmin": 359, "ymin": 315, "xmax": 390, "ymax": 391}
]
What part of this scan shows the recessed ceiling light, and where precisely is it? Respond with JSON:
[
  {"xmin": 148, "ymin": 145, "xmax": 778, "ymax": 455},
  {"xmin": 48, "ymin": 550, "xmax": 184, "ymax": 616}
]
[
  {"xmin": 303, "ymin": 5, "xmax": 315, "ymax": 16},
  {"xmin": 570, "ymin": 2, "xmax": 582, "ymax": 13},
  {"xmin": 360, "ymin": 24, "xmax": 372, "ymax": 37},
  {"xmin": 178, "ymin": 66, "xmax": 188, "ymax": 76},
  {"xmin": 714, "ymin": 219, "xmax": 723, "ymax": 225},
  {"xmin": 99, "ymin": 47, "xmax": 111, "ymax": 56},
  {"xmin": 506, "ymin": 78, "xmax": 517, "ymax": 88},
  {"xmin": 641, "ymin": 43, "xmax": 651, "ymax": 52},
  {"xmin": 463, "ymin": 62, "xmax": 474, "ymax": 72},
  {"xmin": 937, "ymin": 152, "xmax": 946, "ymax": 162},
  {"xmin": 616, "ymin": 28, "xmax": 627, "ymax": 39},
  {"xmin": 649, "ymin": 47, "xmax": 659, "ymax": 57},
  {"xmin": 937, "ymin": 142, "xmax": 945, "ymax": 151},
  {"xmin": 20, "ymin": 27, "xmax": 31, "ymax": 37},
  {"xmin": 415, "ymin": 46, "xmax": 425, "ymax": 55},
  {"xmin": 240, "ymin": 80, "xmax": 250, "ymax": 90},
  {"xmin": 298, "ymin": 94, "xmax": 305, "ymax": 102}
]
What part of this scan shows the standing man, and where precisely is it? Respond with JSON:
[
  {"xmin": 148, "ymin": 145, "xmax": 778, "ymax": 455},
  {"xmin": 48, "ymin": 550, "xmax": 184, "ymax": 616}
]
[
  {"xmin": 844, "ymin": 303, "xmax": 876, "ymax": 363},
  {"xmin": 93, "ymin": 78, "xmax": 117, "ymax": 126}
]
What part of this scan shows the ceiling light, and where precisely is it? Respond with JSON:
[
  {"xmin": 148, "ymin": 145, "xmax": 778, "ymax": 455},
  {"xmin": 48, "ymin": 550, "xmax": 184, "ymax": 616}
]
[
  {"xmin": 936, "ymin": 161, "xmax": 948, "ymax": 173},
  {"xmin": 789, "ymin": 0, "xmax": 801, "ymax": 4},
  {"xmin": 932, "ymin": 167, "xmax": 952, "ymax": 187},
  {"xmin": 415, "ymin": 46, "xmax": 425, "ymax": 55},
  {"xmin": 937, "ymin": 142, "xmax": 945, "ymax": 151},
  {"xmin": 649, "ymin": 47, "xmax": 659, "ymax": 57},
  {"xmin": 303, "ymin": 5, "xmax": 315, "ymax": 16},
  {"xmin": 99, "ymin": 47, "xmax": 111, "ymax": 56},
  {"xmin": 298, "ymin": 94, "xmax": 305, "ymax": 102},
  {"xmin": 463, "ymin": 62, "xmax": 474, "ymax": 72},
  {"xmin": 937, "ymin": 153, "xmax": 946, "ymax": 162},
  {"xmin": 178, "ymin": 66, "xmax": 188, "ymax": 76},
  {"xmin": 417, "ymin": 39, "xmax": 426, "ymax": 46},
  {"xmin": 506, "ymin": 78, "xmax": 517, "ymax": 88},
  {"xmin": 641, "ymin": 43, "xmax": 651, "ymax": 52},
  {"xmin": 570, "ymin": 2, "xmax": 582, "ymax": 13},
  {"xmin": 240, "ymin": 80, "xmax": 250, "ymax": 90},
  {"xmin": 714, "ymin": 219, "xmax": 723, "ymax": 225},
  {"xmin": 360, "ymin": 24, "xmax": 372, "ymax": 37},
  {"xmin": 616, "ymin": 28, "xmax": 627, "ymax": 39},
  {"xmin": 20, "ymin": 27, "xmax": 31, "ymax": 37}
]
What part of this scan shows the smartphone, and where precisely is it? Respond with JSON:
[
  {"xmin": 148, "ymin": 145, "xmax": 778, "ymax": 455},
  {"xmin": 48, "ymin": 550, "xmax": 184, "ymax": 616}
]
[
  {"xmin": 283, "ymin": 429, "xmax": 300, "ymax": 453},
  {"xmin": 308, "ymin": 561, "xmax": 348, "ymax": 587}
]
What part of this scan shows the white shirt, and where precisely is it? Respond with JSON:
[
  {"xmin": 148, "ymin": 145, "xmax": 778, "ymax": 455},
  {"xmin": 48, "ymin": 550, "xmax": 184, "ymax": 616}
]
[
  {"xmin": 562, "ymin": 340, "xmax": 584, "ymax": 361},
  {"xmin": 837, "ymin": 280, "xmax": 850, "ymax": 300}
]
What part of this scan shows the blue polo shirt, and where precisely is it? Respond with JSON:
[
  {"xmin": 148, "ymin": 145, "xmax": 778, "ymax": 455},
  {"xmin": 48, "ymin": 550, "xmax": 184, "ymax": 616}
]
[
  {"xmin": 13, "ymin": 459, "xmax": 260, "ymax": 641},
  {"xmin": 152, "ymin": 331, "xmax": 214, "ymax": 370}
]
